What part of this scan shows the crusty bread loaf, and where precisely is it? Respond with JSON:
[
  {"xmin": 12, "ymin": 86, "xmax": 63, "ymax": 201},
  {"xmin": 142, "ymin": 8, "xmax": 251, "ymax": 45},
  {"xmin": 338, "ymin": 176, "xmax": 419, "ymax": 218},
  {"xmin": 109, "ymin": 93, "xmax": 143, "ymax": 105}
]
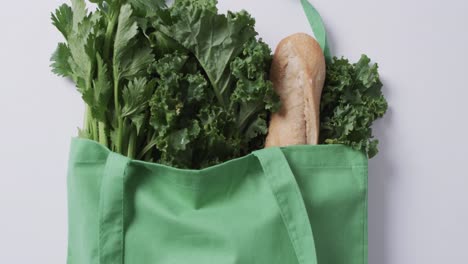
[{"xmin": 265, "ymin": 33, "xmax": 326, "ymax": 147}]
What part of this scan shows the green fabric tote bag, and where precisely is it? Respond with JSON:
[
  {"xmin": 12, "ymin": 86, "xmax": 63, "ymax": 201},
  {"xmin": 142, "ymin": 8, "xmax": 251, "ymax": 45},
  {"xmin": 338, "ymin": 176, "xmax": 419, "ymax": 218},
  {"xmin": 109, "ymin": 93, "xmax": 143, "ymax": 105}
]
[
  {"xmin": 66, "ymin": 2, "xmax": 367, "ymax": 264},
  {"xmin": 67, "ymin": 139, "xmax": 367, "ymax": 264}
]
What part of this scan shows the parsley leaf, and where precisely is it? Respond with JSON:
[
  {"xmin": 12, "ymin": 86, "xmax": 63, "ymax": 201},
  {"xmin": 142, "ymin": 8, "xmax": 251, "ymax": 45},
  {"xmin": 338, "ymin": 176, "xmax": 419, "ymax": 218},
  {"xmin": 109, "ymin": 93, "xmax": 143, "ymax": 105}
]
[
  {"xmin": 50, "ymin": 43, "xmax": 72, "ymax": 77},
  {"xmin": 51, "ymin": 4, "xmax": 73, "ymax": 40}
]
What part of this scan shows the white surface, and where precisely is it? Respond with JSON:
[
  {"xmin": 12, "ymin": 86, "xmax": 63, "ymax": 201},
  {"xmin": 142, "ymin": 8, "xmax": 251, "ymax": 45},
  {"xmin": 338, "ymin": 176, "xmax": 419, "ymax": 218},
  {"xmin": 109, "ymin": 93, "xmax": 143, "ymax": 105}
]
[{"xmin": 0, "ymin": 0, "xmax": 467, "ymax": 263}]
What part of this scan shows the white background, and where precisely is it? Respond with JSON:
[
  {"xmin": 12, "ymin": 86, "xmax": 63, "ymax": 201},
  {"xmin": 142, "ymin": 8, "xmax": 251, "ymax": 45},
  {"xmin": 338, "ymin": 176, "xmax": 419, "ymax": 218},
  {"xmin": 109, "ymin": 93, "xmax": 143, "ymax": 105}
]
[{"xmin": 0, "ymin": 0, "xmax": 467, "ymax": 263}]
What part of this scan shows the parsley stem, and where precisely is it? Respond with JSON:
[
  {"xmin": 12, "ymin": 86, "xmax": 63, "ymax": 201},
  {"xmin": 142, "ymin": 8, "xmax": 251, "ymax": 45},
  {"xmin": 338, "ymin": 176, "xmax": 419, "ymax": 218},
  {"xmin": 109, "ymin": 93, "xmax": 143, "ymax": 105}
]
[
  {"xmin": 84, "ymin": 105, "xmax": 98, "ymax": 140},
  {"xmin": 98, "ymin": 121, "xmax": 108, "ymax": 147},
  {"xmin": 138, "ymin": 131, "xmax": 156, "ymax": 160},
  {"xmin": 91, "ymin": 119, "xmax": 98, "ymax": 141},
  {"xmin": 106, "ymin": 9, "xmax": 123, "ymax": 154},
  {"xmin": 83, "ymin": 105, "xmax": 90, "ymax": 136},
  {"xmin": 114, "ymin": 78, "xmax": 123, "ymax": 153},
  {"xmin": 127, "ymin": 129, "xmax": 137, "ymax": 159},
  {"xmin": 103, "ymin": 11, "xmax": 119, "ymax": 60}
]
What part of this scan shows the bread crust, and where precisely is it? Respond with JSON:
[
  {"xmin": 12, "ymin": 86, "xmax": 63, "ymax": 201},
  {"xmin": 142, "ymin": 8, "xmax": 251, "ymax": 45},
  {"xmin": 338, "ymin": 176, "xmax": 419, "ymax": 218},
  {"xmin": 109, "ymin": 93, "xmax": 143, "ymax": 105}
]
[{"xmin": 265, "ymin": 33, "xmax": 326, "ymax": 147}]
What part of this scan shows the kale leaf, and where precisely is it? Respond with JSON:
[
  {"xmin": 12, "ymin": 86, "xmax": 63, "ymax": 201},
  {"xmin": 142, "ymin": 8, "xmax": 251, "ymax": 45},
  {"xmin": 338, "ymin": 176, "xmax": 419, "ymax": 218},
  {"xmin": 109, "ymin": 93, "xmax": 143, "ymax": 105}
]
[{"xmin": 320, "ymin": 55, "xmax": 388, "ymax": 158}]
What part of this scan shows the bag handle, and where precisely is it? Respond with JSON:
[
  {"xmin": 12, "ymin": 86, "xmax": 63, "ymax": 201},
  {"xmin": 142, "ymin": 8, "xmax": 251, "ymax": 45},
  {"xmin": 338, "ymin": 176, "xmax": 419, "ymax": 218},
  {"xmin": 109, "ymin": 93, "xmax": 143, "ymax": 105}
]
[
  {"xmin": 98, "ymin": 152, "xmax": 130, "ymax": 264},
  {"xmin": 300, "ymin": 0, "xmax": 332, "ymax": 62},
  {"xmin": 253, "ymin": 148, "xmax": 318, "ymax": 264}
]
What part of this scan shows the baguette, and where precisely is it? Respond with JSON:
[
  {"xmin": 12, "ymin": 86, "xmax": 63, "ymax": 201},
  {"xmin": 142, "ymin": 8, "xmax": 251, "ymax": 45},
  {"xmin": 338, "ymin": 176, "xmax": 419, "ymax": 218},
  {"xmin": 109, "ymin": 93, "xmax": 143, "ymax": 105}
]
[{"xmin": 265, "ymin": 33, "xmax": 326, "ymax": 147}]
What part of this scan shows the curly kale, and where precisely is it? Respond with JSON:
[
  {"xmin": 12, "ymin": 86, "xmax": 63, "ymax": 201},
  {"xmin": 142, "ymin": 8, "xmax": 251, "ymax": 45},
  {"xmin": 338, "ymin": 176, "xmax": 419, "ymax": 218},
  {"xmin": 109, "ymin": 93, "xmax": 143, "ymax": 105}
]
[{"xmin": 320, "ymin": 55, "xmax": 388, "ymax": 158}]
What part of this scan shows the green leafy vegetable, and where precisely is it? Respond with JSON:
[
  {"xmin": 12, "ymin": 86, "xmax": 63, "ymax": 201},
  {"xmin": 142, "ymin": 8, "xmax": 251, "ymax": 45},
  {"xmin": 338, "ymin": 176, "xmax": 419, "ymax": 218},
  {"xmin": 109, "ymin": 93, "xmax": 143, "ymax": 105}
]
[
  {"xmin": 50, "ymin": 43, "xmax": 72, "ymax": 77},
  {"xmin": 158, "ymin": 0, "xmax": 257, "ymax": 106},
  {"xmin": 51, "ymin": 4, "xmax": 73, "ymax": 40},
  {"xmin": 51, "ymin": 0, "xmax": 279, "ymax": 168},
  {"xmin": 320, "ymin": 55, "xmax": 388, "ymax": 158}
]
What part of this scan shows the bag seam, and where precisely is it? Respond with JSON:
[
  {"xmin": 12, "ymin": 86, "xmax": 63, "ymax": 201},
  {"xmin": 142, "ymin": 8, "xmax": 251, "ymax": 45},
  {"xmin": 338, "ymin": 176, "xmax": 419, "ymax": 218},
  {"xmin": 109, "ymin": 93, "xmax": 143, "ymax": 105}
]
[
  {"xmin": 363, "ymin": 166, "xmax": 368, "ymax": 264},
  {"xmin": 121, "ymin": 156, "xmax": 127, "ymax": 264}
]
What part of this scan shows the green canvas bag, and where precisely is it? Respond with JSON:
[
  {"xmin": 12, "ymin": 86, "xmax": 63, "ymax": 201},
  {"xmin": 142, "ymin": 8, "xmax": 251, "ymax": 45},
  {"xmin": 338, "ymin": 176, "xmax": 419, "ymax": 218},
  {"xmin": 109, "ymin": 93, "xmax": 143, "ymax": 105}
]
[
  {"xmin": 66, "ymin": 2, "xmax": 368, "ymax": 264},
  {"xmin": 67, "ymin": 139, "xmax": 367, "ymax": 264}
]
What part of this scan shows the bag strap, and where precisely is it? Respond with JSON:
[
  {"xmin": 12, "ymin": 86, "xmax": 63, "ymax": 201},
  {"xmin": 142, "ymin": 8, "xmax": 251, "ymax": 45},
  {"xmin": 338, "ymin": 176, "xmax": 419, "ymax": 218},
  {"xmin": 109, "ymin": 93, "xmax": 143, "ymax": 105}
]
[
  {"xmin": 253, "ymin": 148, "xmax": 318, "ymax": 264},
  {"xmin": 300, "ymin": 0, "xmax": 332, "ymax": 62},
  {"xmin": 99, "ymin": 152, "xmax": 130, "ymax": 264}
]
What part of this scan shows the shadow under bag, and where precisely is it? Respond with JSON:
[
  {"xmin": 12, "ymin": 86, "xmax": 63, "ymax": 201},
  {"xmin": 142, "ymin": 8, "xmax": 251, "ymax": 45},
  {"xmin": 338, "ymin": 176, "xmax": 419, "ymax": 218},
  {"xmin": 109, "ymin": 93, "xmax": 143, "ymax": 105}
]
[{"xmin": 67, "ymin": 138, "xmax": 367, "ymax": 264}]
